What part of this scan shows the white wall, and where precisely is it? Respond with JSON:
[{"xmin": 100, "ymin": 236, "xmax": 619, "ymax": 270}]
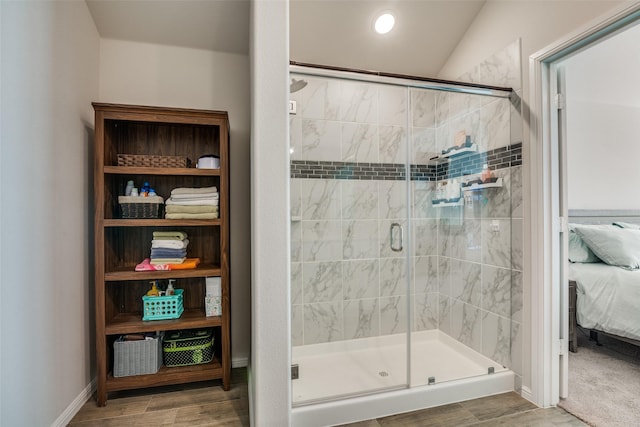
[
  {"xmin": 563, "ymin": 23, "xmax": 640, "ymax": 210},
  {"xmin": 438, "ymin": 0, "xmax": 630, "ymax": 400},
  {"xmin": 439, "ymin": 1, "xmax": 627, "ymax": 87},
  {"xmin": 250, "ymin": 0, "xmax": 291, "ymax": 425},
  {"xmin": 0, "ymin": 1, "xmax": 99, "ymax": 425},
  {"xmin": 98, "ymin": 39, "xmax": 252, "ymax": 364}
]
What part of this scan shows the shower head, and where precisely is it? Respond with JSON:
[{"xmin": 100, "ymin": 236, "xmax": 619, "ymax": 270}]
[{"xmin": 290, "ymin": 78, "xmax": 308, "ymax": 93}]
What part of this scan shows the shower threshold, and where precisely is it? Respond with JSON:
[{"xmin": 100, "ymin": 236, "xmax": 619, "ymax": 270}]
[{"xmin": 292, "ymin": 329, "xmax": 507, "ymax": 405}]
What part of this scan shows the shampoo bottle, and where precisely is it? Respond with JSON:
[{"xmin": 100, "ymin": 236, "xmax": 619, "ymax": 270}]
[
  {"xmin": 146, "ymin": 281, "xmax": 160, "ymax": 297},
  {"xmin": 481, "ymin": 164, "xmax": 492, "ymax": 182},
  {"xmin": 125, "ymin": 180, "xmax": 134, "ymax": 196},
  {"xmin": 166, "ymin": 279, "xmax": 175, "ymax": 296}
]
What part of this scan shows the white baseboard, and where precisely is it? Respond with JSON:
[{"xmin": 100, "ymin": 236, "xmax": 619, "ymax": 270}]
[
  {"xmin": 232, "ymin": 356, "xmax": 248, "ymax": 368},
  {"xmin": 53, "ymin": 357, "xmax": 248, "ymax": 426},
  {"xmin": 520, "ymin": 385, "xmax": 534, "ymax": 404},
  {"xmin": 51, "ymin": 378, "xmax": 96, "ymax": 427}
]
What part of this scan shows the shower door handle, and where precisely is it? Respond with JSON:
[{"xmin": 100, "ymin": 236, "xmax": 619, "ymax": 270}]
[{"xmin": 390, "ymin": 222, "xmax": 403, "ymax": 252}]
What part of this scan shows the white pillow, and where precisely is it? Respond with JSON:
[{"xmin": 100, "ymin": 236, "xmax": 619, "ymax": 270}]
[
  {"xmin": 568, "ymin": 224, "xmax": 600, "ymax": 263},
  {"xmin": 574, "ymin": 225, "xmax": 640, "ymax": 270}
]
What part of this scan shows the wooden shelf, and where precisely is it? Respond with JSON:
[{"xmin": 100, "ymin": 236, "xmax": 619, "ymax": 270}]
[
  {"xmin": 104, "ymin": 166, "xmax": 220, "ymax": 176},
  {"xmin": 105, "ymin": 309, "xmax": 222, "ymax": 335},
  {"xmin": 104, "ymin": 219, "xmax": 221, "ymax": 227},
  {"xmin": 106, "ymin": 358, "xmax": 223, "ymax": 392},
  {"xmin": 93, "ymin": 103, "xmax": 231, "ymax": 406},
  {"xmin": 105, "ymin": 264, "xmax": 221, "ymax": 281}
]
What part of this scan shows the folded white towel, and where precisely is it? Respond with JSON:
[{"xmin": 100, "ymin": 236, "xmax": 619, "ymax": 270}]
[
  {"xmin": 170, "ymin": 192, "xmax": 219, "ymax": 200},
  {"xmin": 151, "ymin": 239, "xmax": 189, "ymax": 249},
  {"xmin": 166, "ymin": 197, "xmax": 219, "ymax": 206},
  {"xmin": 171, "ymin": 186, "xmax": 217, "ymax": 195}
]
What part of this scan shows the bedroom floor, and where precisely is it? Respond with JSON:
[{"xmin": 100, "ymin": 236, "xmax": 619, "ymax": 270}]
[
  {"xmin": 558, "ymin": 327, "xmax": 640, "ymax": 426},
  {"xmin": 68, "ymin": 368, "xmax": 586, "ymax": 426}
]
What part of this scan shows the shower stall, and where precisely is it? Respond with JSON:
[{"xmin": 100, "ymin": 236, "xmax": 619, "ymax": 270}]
[{"xmin": 289, "ymin": 64, "xmax": 520, "ymax": 425}]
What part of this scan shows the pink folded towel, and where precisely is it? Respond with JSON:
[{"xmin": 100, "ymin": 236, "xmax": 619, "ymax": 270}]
[{"xmin": 135, "ymin": 258, "xmax": 170, "ymax": 271}]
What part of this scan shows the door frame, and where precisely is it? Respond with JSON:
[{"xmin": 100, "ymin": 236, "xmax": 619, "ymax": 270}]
[{"xmin": 528, "ymin": 2, "xmax": 640, "ymax": 408}]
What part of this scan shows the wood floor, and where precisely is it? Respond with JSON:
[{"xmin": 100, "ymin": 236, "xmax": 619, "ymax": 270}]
[{"xmin": 69, "ymin": 368, "xmax": 585, "ymax": 426}]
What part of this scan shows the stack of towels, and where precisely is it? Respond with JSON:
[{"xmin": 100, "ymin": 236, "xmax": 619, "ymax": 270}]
[
  {"xmin": 165, "ymin": 186, "xmax": 219, "ymax": 219},
  {"xmin": 150, "ymin": 231, "xmax": 188, "ymax": 265}
]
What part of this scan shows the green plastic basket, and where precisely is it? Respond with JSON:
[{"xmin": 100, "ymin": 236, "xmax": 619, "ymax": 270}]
[
  {"xmin": 163, "ymin": 329, "xmax": 214, "ymax": 367},
  {"xmin": 142, "ymin": 289, "xmax": 184, "ymax": 321}
]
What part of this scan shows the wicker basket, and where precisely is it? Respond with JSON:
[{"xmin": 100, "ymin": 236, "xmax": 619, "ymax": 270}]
[
  {"xmin": 113, "ymin": 333, "xmax": 163, "ymax": 377},
  {"xmin": 118, "ymin": 195, "xmax": 164, "ymax": 219},
  {"xmin": 117, "ymin": 154, "xmax": 190, "ymax": 168}
]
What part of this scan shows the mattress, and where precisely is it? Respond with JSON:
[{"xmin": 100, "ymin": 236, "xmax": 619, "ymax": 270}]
[{"xmin": 569, "ymin": 262, "xmax": 640, "ymax": 341}]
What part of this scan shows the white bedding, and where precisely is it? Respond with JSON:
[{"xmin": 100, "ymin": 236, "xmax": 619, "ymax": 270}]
[{"xmin": 569, "ymin": 262, "xmax": 640, "ymax": 342}]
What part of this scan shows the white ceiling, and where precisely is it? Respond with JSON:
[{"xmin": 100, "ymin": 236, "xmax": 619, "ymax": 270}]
[
  {"xmin": 290, "ymin": 0, "xmax": 485, "ymax": 77},
  {"xmin": 86, "ymin": 0, "xmax": 486, "ymax": 76},
  {"xmin": 86, "ymin": 0, "xmax": 250, "ymax": 55}
]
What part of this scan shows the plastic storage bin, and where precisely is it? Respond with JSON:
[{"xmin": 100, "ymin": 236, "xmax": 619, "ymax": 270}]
[
  {"xmin": 142, "ymin": 289, "xmax": 184, "ymax": 321},
  {"xmin": 113, "ymin": 334, "xmax": 163, "ymax": 377},
  {"xmin": 163, "ymin": 329, "xmax": 214, "ymax": 367}
]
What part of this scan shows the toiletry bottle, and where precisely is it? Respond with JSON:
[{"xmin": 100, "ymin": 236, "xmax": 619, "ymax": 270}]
[
  {"xmin": 450, "ymin": 179, "xmax": 459, "ymax": 201},
  {"xmin": 146, "ymin": 281, "xmax": 160, "ymax": 297},
  {"xmin": 166, "ymin": 280, "xmax": 175, "ymax": 296},
  {"xmin": 448, "ymin": 180, "xmax": 455, "ymax": 201},
  {"xmin": 125, "ymin": 180, "xmax": 134, "ymax": 196},
  {"xmin": 481, "ymin": 164, "xmax": 492, "ymax": 182}
]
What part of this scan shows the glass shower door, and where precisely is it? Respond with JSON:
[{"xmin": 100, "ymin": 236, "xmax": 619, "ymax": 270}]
[
  {"xmin": 409, "ymin": 88, "xmax": 513, "ymax": 387},
  {"xmin": 289, "ymin": 73, "xmax": 411, "ymax": 404}
]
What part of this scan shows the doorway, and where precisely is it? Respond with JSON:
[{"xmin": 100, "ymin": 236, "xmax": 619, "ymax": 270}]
[{"xmin": 529, "ymin": 0, "xmax": 640, "ymax": 413}]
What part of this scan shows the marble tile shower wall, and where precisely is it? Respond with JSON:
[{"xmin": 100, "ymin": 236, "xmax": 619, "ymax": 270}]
[
  {"xmin": 290, "ymin": 77, "xmax": 416, "ymax": 346},
  {"xmin": 290, "ymin": 45, "xmax": 522, "ymax": 375},
  {"xmin": 453, "ymin": 39, "xmax": 523, "ymax": 378}
]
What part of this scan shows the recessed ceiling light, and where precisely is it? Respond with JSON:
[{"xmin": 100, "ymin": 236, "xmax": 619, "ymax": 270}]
[{"xmin": 374, "ymin": 13, "xmax": 395, "ymax": 34}]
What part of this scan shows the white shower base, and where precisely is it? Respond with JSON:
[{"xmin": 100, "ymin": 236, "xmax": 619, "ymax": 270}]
[{"xmin": 292, "ymin": 330, "xmax": 514, "ymax": 426}]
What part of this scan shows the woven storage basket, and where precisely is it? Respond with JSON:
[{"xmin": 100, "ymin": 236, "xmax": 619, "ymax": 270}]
[
  {"xmin": 118, "ymin": 195, "xmax": 164, "ymax": 219},
  {"xmin": 117, "ymin": 154, "xmax": 189, "ymax": 168},
  {"xmin": 142, "ymin": 289, "xmax": 184, "ymax": 321},
  {"xmin": 163, "ymin": 329, "xmax": 214, "ymax": 367},
  {"xmin": 113, "ymin": 333, "xmax": 163, "ymax": 377}
]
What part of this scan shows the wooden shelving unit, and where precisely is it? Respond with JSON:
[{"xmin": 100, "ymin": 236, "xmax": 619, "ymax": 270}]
[{"xmin": 93, "ymin": 103, "xmax": 230, "ymax": 406}]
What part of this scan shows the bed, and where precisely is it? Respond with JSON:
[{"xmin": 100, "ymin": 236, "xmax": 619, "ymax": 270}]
[{"xmin": 567, "ymin": 210, "xmax": 640, "ymax": 352}]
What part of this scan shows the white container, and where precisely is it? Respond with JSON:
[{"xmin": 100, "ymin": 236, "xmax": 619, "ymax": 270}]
[
  {"xmin": 196, "ymin": 155, "xmax": 220, "ymax": 169},
  {"xmin": 205, "ymin": 277, "xmax": 222, "ymax": 316},
  {"xmin": 206, "ymin": 277, "xmax": 221, "ymax": 296}
]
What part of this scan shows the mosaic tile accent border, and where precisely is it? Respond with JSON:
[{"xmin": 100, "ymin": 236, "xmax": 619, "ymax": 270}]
[
  {"xmin": 437, "ymin": 142, "xmax": 522, "ymax": 181},
  {"xmin": 290, "ymin": 161, "xmax": 407, "ymax": 180},
  {"xmin": 291, "ymin": 143, "xmax": 521, "ymax": 181}
]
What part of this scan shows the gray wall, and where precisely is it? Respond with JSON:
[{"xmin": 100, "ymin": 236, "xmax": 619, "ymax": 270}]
[
  {"xmin": 0, "ymin": 1, "xmax": 99, "ymax": 425},
  {"xmin": 564, "ymin": 23, "xmax": 640, "ymax": 210}
]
